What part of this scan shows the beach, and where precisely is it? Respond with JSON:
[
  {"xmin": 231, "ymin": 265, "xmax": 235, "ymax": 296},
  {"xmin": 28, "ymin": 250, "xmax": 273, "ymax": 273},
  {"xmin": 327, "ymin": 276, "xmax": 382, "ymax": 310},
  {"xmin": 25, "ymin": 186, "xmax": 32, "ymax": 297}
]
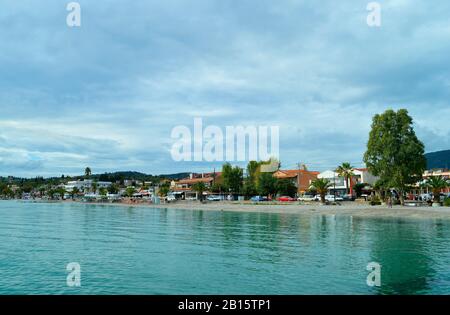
[
  {"xmin": 151, "ymin": 201, "xmax": 450, "ymax": 219},
  {"xmin": 38, "ymin": 199, "xmax": 450, "ymax": 220}
]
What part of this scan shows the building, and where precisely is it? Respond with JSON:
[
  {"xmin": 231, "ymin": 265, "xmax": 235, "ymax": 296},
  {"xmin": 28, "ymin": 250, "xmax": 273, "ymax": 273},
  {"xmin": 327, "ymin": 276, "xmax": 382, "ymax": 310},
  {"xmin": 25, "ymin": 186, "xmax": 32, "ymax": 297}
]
[
  {"xmin": 421, "ymin": 169, "xmax": 450, "ymax": 194},
  {"xmin": 170, "ymin": 172, "xmax": 221, "ymax": 200},
  {"xmin": 65, "ymin": 180, "xmax": 112, "ymax": 192},
  {"xmin": 318, "ymin": 168, "xmax": 379, "ymax": 196},
  {"xmin": 317, "ymin": 170, "xmax": 347, "ymax": 196},
  {"xmin": 273, "ymin": 170, "xmax": 320, "ymax": 195},
  {"xmin": 352, "ymin": 168, "xmax": 379, "ymax": 186}
]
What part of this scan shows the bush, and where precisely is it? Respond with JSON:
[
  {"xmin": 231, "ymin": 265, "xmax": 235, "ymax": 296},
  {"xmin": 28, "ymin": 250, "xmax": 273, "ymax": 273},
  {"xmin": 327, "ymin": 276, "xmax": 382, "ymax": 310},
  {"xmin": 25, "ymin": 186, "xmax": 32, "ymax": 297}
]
[
  {"xmin": 370, "ymin": 196, "xmax": 382, "ymax": 206},
  {"xmin": 444, "ymin": 198, "xmax": 450, "ymax": 207}
]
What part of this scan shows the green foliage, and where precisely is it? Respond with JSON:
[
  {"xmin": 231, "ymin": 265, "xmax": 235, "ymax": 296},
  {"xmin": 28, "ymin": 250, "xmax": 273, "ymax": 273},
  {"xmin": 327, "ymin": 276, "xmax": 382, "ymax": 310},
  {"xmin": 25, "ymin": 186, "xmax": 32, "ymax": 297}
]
[
  {"xmin": 192, "ymin": 182, "xmax": 207, "ymax": 201},
  {"xmin": 99, "ymin": 187, "xmax": 108, "ymax": 196},
  {"xmin": 370, "ymin": 195, "xmax": 382, "ymax": 206},
  {"xmin": 242, "ymin": 179, "xmax": 258, "ymax": 198},
  {"xmin": 444, "ymin": 197, "xmax": 450, "ymax": 207},
  {"xmin": 353, "ymin": 183, "xmax": 367, "ymax": 198},
  {"xmin": 426, "ymin": 176, "xmax": 449, "ymax": 203},
  {"xmin": 107, "ymin": 184, "xmax": 119, "ymax": 194},
  {"xmin": 222, "ymin": 163, "xmax": 243, "ymax": 194},
  {"xmin": 158, "ymin": 182, "xmax": 170, "ymax": 197},
  {"xmin": 364, "ymin": 109, "xmax": 426, "ymax": 204},
  {"xmin": 85, "ymin": 167, "xmax": 92, "ymax": 179},
  {"xmin": 310, "ymin": 178, "xmax": 332, "ymax": 203},
  {"xmin": 257, "ymin": 172, "xmax": 277, "ymax": 197},
  {"xmin": 125, "ymin": 187, "xmax": 136, "ymax": 197},
  {"xmin": 275, "ymin": 179, "xmax": 297, "ymax": 197},
  {"xmin": 210, "ymin": 183, "xmax": 223, "ymax": 193},
  {"xmin": 335, "ymin": 162, "xmax": 354, "ymax": 194}
]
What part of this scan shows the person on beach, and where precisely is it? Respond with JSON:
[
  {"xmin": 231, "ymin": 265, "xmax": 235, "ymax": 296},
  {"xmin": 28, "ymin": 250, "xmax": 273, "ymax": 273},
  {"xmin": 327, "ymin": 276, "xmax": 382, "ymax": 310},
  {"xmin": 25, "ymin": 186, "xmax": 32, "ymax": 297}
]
[{"xmin": 388, "ymin": 196, "xmax": 393, "ymax": 208}]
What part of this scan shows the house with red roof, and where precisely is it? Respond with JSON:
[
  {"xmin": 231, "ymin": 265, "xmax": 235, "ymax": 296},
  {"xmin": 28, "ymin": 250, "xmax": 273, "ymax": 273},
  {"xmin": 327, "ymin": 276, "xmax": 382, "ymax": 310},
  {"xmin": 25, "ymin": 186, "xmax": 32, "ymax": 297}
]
[{"xmin": 273, "ymin": 169, "xmax": 320, "ymax": 194}]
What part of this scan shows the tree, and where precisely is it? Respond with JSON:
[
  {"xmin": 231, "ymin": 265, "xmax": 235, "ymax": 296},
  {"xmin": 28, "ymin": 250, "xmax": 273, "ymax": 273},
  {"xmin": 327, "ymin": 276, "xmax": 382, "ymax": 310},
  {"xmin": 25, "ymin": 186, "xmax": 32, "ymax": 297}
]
[
  {"xmin": 364, "ymin": 109, "xmax": 426, "ymax": 205},
  {"xmin": 71, "ymin": 187, "xmax": 80, "ymax": 199},
  {"xmin": 85, "ymin": 167, "xmax": 92, "ymax": 179},
  {"xmin": 222, "ymin": 163, "xmax": 243, "ymax": 195},
  {"xmin": 247, "ymin": 161, "xmax": 260, "ymax": 185},
  {"xmin": 335, "ymin": 162, "xmax": 355, "ymax": 195},
  {"xmin": 258, "ymin": 172, "xmax": 277, "ymax": 197},
  {"xmin": 99, "ymin": 187, "xmax": 108, "ymax": 197},
  {"xmin": 91, "ymin": 182, "xmax": 98, "ymax": 194},
  {"xmin": 353, "ymin": 183, "xmax": 367, "ymax": 198},
  {"xmin": 158, "ymin": 182, "xmax": 170, "ymax": 198},
  {"xmin": 426, "ymin": 176, "xmax": 449, "ymax": 204},
  {"xmin": 108, "ymin": 184, "xmax": 119, "ymax": 194},
  {"xmin": 125, "ymin": 186, "xmax": 136, "ymax": 197},
  {"xmin": 310, "ymin": 178, "xmax": 332, "ymax": 204},
  {"xmin": 275, "ymin": 179, "xmax": 297, "ymax": 197},
  {"xmin": 210, "ymin": 183, "xmax": 223, "ymax": 194},
  {"xmin": 192, "ymin": 182, "xmax": 207, "ymax": 201},
  {"xmin": 242, "ymin": 179, "xmax": 258, "ymax": 198}
]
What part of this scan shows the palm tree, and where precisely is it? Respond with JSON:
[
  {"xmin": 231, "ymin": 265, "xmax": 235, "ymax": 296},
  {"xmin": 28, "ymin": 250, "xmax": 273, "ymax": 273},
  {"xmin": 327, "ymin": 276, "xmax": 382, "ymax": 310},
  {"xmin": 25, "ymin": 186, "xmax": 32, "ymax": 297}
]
[
  {"xmin": 192, "ymin": 182, "xmax": 207, "ymax": 201},
  {"xmin": 310, "ymin": 178, "xmax": 332, "ymax": 204},
  {"xmin": 426, "ymin": 176, "xmax": 449, "ymax": 204},
  {"xmin": 91, "ymin": 182, "xmax": 98, "ymax": 194},
  {"xmin": 71, "ymin": 187, "xmax": 80, "ymax": 200},
  {"xmin": 85, "ymin": 167, "xmax": 92, "ymax": 179},
  {"xmin": 335, "ymin": 162, "xmax": 355, "ymax": 195}
]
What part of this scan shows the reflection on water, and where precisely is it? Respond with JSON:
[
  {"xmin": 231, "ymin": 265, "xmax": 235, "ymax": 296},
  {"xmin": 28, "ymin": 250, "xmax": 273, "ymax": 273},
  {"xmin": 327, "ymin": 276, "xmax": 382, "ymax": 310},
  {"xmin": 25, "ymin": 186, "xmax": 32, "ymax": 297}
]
[{"xmin": 0, "ymin": 201, "xmax": 449, "ymax": 294}]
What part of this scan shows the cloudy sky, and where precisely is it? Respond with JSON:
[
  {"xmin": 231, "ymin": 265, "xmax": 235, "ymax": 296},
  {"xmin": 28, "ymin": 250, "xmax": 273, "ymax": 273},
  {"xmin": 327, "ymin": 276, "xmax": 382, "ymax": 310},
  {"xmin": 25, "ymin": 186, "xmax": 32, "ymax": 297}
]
[{"xmin": 0, "ymin": 0, "xmax": 449, "ymax": 177}]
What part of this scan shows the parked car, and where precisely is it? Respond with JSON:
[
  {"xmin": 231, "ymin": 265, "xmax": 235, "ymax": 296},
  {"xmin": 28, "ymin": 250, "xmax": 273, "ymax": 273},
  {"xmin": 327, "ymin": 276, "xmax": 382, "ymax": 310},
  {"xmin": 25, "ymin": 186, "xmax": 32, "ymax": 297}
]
[
  {"xmin": 298, "ymin": 194, "xmax": 318, "ymax": 201},
  {"xmin": 206, "ymin": 195, "xmax": 221, "ymax": 201},
  {"xmin": 277, "ymin": 196, "xmax": 296, "ymax": 202},
  {"xmin": 325, "ymin": 195, "xmax": 343, "ymax": 202},
  {"xmin": 342, "ymin": 194, "xmax": 354, "ymax": 201},
  {"xmin": 250, "ymin": 196, "xmax": 269, "ymax": 202},
  {"xmin": 418, "ymin": 193, "xmax": 432, "ymax": 202},
  {"xmin": 167, "ymin": 194, "xmax": 176, "ymax": 202}
]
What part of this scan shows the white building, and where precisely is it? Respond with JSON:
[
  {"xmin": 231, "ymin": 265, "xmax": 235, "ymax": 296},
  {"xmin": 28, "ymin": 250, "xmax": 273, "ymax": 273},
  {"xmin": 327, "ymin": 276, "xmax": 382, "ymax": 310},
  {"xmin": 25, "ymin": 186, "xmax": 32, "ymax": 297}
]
[
  {"xmin": 318, "ymin": 168, "xmax": 378, "ymax": 196},
  {"xmin": 65, "ymin": 180, "xmax": 112, "ymax": 192}
]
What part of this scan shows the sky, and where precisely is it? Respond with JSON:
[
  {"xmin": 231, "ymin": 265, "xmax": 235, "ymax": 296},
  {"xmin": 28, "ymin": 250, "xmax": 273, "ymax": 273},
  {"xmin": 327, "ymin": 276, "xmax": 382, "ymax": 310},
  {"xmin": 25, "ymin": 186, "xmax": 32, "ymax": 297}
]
[{"xmin": 0, "ymin": 0, "xmax": 449, "ymax": 177}]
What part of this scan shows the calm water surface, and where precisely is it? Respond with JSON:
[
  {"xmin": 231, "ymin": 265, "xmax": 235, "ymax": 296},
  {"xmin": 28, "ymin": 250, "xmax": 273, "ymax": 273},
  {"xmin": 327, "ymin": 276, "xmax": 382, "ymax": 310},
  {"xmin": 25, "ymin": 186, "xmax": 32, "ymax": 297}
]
[{"xmin": 0, "ymin": 201, "xmax": 449, "ymax": 294}]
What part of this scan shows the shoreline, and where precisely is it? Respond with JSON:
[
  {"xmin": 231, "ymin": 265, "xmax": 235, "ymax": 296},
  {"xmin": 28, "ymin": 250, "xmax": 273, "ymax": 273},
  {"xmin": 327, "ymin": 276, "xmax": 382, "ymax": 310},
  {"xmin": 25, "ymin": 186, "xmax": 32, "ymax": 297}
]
[{"xmin": 12, "ymin": 199, "xmax": 450, "ymax": 220}]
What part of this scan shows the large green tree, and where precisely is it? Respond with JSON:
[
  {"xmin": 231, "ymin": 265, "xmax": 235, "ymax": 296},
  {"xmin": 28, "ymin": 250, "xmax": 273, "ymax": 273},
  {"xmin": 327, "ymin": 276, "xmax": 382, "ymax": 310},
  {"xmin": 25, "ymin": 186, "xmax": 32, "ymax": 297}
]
[
  {"xmin": 275, "ymin": 179, "xmax": 297, "ymax": 197},
  {"xmin": 221, "ymin": 163, "xmax": 243, "ymax": 194},
  {"xmin": 363, "ymin": 109, "xmax": 426, "ymax": 205},
  {"xmin": 257, "ymin": 172, "xmax": 277, "ymax": 197}
]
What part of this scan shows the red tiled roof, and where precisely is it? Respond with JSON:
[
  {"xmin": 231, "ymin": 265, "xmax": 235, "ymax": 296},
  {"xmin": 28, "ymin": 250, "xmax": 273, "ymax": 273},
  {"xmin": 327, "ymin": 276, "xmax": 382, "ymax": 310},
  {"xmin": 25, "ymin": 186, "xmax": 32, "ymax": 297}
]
[
  {"xmin": 274, "ymin": 170, "xmax": 320, "ymax": 178},
  {"xmin": 176, "ymin": 177, "xmax": 214, "ymax": 185}
]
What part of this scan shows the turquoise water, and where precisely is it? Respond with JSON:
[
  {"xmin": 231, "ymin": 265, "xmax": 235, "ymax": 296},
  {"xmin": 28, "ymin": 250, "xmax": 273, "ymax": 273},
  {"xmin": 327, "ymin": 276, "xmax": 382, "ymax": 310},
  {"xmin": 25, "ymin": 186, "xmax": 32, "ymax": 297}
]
[{"xmin": 0, "ymin": 201, "xmax": 449, "ymax": 295}]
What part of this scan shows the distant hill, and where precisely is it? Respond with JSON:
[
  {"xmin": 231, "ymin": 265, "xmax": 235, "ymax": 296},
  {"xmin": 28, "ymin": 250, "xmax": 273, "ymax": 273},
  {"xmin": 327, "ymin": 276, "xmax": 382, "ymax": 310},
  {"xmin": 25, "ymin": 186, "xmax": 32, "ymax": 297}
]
[
  {"xmin": 425, "ymin": 150, "xmax": 450, "ymax": 169},
  {"xmin": 158, "ymin": 172, "xmax": 190, "ymax": 180}
]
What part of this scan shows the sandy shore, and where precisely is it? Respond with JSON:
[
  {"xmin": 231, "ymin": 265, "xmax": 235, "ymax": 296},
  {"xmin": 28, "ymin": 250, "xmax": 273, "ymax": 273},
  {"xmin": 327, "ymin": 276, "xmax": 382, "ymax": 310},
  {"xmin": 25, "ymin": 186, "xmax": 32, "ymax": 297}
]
[
  {"xmin": 148, "ymin": 201, "xmax": 450, "ymax": 220},
  {"xmin": 41, "ymin": 199, "xmax": 450, "ymax": 220}
]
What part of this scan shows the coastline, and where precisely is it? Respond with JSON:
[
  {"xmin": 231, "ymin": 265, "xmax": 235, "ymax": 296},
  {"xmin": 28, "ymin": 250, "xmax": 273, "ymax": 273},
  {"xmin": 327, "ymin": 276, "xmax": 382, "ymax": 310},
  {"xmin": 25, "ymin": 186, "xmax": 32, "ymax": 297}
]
[{"xmin": 14, "ymin": 199, "xmax": 450, "ymax": 220}]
